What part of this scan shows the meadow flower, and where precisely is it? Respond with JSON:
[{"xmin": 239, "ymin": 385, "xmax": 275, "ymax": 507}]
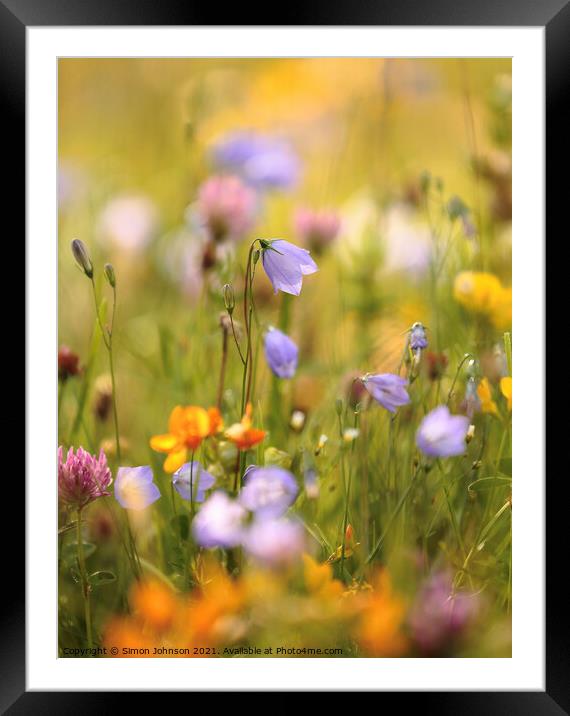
[
  {"xmin": 263, "ymin": 327, "xmax": 298, "ymax": 378},
  {"xmin": 192, "ymin": 491, "xmax": 247, "ymax": 548},
  {"xmin": 303, "ymin": 554, "xmax": 343, "ymax": 599},
  {"xmin": 58, "ymin": 345, "xmax": 80, "ymax": 382},
  {"xmin": 224, "ymin": 403, "xmax": 266, "ymax": 451},
  {"xmin": 242, "ymin": 517, "xmax": 305, "ymax": 567},
  {"xmin": 196, "ymin": 175, "xmax": 257, "ymax": 243},
  {"xmin": 462, "ymin": 377, "xmax": 481, "ymax": 419},
  {"xmin": 294, "ymin": 207, "xmax": 341, "ymax": 254},
  {"xmin": 58, "ymin": 446, "xmax": 112, "ymax": 509},
  {"xmin": 172, "ymin": 461, "xmax": 216, "ymax": 502},
  {"xmin": 361, "ymin": 373, "xmax": 410, "ymax": 413},
  {"xmin": 453, "ymin": 271, "xmax": 511, "ymax": 328},
  {"xmin": 477, "ymin": 378, "xmax": 499, "ymax": 416},
  {"xmin": 356, "ymin": 570, "xmax": 408, "ymax": 656},
  {"xmin": 96, "ymin": 195, "xmax": 158, "ymax": 252},
  {"xmin": 211, "ymin": 131, "xmax": 300, "ymax": 190},
  {"xmin": 130, "ymin": 580, "xmax": 178, "ymax": 632},
  {"xmin": 150, "ymin": 406, "xmax": 223, "ymax": 473},
  {"xmin": 239, "ymin": 466, "xmax": 298, "ymax": 517},
  {"xmin": 500, "ymin": 376, "xmax": 512, "ymax": 411},
  {"xmin": 260, "ymin": 239, "xmax": 318, "ymax": 296},
  {"xmin": 409, "ymin": 571, "xmax": 479, "ymax": 654},
  {"xmin": 114, "ymin": 466, "xmax": 161, "ymax": 511},
  {"xmin": 409, "ymin": 322, "xmax": 428, "ymax": 351},
  {"xmin": 416, "ymin": 406, "xmax": 470, "ymax": 458}
]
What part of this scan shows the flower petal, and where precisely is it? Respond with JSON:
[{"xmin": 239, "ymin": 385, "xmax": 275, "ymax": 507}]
[{"xmin": 150, "ymin": 433, "xmax": 178, "ymax": 453}]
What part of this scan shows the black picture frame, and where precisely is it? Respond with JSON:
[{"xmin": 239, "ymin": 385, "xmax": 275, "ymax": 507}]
[{"xmin": 6, "ymin": 0, "xmax": 567, "ymax": 709}]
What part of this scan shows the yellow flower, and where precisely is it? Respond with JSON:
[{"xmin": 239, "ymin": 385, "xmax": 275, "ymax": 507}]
[
  {"xmin": 500, "ymin": 376, "xmax": 512, "ymax": 411},
  {"xmin": 453, "ymin": 271, "xmax": 503, "ymax": 314},
  {"xmin": 477, "ymin": 377, "xmax": 499, "ymax": 416},
  {"xmin": 150, "ymin": 405, "xmax": 223, "ymax": 473},
  {"xmin": 303, "ymin": 554, "xmax": 344, "ymax": 600},
  {"xmin": 490, "ymin": 287, "xmax": 512, "ymax": 329}
]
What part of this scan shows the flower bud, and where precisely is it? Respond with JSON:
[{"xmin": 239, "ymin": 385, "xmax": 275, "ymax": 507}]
[
  {"xmin": 71, "ymin": 239, "xmax": 93, "ymax": 278},
  {"xmin": 335, "ymin": 398, "xmax": 344, "ymax": 416},
  {"xmin": 289, "ymin": 410, "xmax": 305, "ymax": 432},
  {"xmin": 104, "ymin": 263, "xmax": 116, "ymax": 288},
  {"xmin": 223, "ymin": 283, "xmax": 235, "ymax": 314}
]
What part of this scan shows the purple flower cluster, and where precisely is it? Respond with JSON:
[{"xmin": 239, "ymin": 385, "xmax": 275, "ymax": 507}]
[
  {"xmin": 58, "ymin": 446, "xmax": 113, "ymax": 510},
  {"xmin": 192, "ymin": 467, "xmax": 304, "ymax": 566}
]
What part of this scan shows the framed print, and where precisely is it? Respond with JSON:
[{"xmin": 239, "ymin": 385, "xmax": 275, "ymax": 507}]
[{"xmin": 6, "ymin": 0, "xmax": 566, "ymax": 708}]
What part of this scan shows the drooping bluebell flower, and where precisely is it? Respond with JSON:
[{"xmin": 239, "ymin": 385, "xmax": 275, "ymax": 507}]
[
  {"xmin": 264, "ymin": 327, "xmax": 298, "ymax": 378},
  {"xmin": 361, "ymin": 373, "xmax": 410, "ymax": 413},
  {"xmin": 462, "ymin": 377, "xmax": 481, "ymax": 419},
  {"xmin": 210, "ymin": 131, "xmax": 300, "ymax": 191},
  {"xmin": 172, "ymin": 461, "xmax": 216, "ymax": 502},
  {"xmin": 192, "ymin": 491, "xmax": 246, "ymax": 548},
  {"xmin": 416, "ymin": 406, "xmax": 470, "ymax": 458},
  {"xmin": 114, "ymin": 466, "xmax": 160, "ymax": 511},
  {"xmin": 239, "ymin": 466, "xmax": 298, "ymax": 518},
  {"xmin": 409, "ymin": 322, "xmax": 428, "ymax": 351},
  {"xmin": 260, "ymin": 239, "xmax": 318, "ymax": 296}
]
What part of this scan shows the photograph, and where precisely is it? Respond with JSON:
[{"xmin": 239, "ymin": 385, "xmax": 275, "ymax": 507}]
[{"xmin": 57, "ymin": 57, "xmax": 513, "ymax": 660}]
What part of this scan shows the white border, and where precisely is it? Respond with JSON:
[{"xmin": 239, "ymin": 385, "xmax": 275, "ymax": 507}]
[{"xmin": 27, "ymin": 27, "xmax": 544, "ymax": 691}]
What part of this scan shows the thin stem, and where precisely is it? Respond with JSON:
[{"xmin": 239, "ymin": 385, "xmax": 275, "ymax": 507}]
[
  {"xmin": 58, "ymin": 380, "xmax": 67, "ymax": 424},
  {"xmin": 217, "ymin": 325, "xmax": 229, "ymax": 409},
  {"xmin": 365, "ymin": 462, "xmax": 421, "ymax": 565},
  {"xmin": 108, "ymin": 286, "xmax": 121, "ymax": 463},
  {"xmin": 228, "ymin": 313, "xmax": 246, "ymax": 365},
  {"xmin": 76, "ymin": 507, "xmax": 93, "ymax": 649},
  {"xmin": 446, "ymin": 353, "xmax": 475, "ymax": 407},
  {"xmin": 340, "ymin": 411, "xmax": 359, "ymax": 578}
]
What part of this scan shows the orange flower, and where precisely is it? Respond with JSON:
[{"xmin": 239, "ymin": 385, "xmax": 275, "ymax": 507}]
[
  {"xmin": 356, "ymin": 570, "xmax": 408, "ymax": 656},
  {"xmin": 150, "ymin": 405, "xmax": 222, "ymax": 473},
  {"xmin": 224, "ymin": 403, "xmax": 266, "ymax": 451},
  {"xmin": 500, "ymin": 376, "xmax": 512, "ymax": 411},
  {"xmin": 130, "ymin": 580, "xmax": 178, "ymax": 632}
]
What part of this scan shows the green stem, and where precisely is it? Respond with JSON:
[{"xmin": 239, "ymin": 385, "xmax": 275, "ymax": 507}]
[
  {"xmin": 365, "ymin": 462, "xmax": 421, "ymax": 565},
  {"xmin": 76, "ymin": 507, "xmax": 93, "ymax": 649}
]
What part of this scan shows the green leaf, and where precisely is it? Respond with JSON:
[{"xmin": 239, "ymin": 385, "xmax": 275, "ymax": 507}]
[
  {"xmin": 468, "ymin": 476, "xmax": 512, "ymax": 494},
  {"xmin": 89, "ymin": 570, "xmax": 116, "ymax": 587}
]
